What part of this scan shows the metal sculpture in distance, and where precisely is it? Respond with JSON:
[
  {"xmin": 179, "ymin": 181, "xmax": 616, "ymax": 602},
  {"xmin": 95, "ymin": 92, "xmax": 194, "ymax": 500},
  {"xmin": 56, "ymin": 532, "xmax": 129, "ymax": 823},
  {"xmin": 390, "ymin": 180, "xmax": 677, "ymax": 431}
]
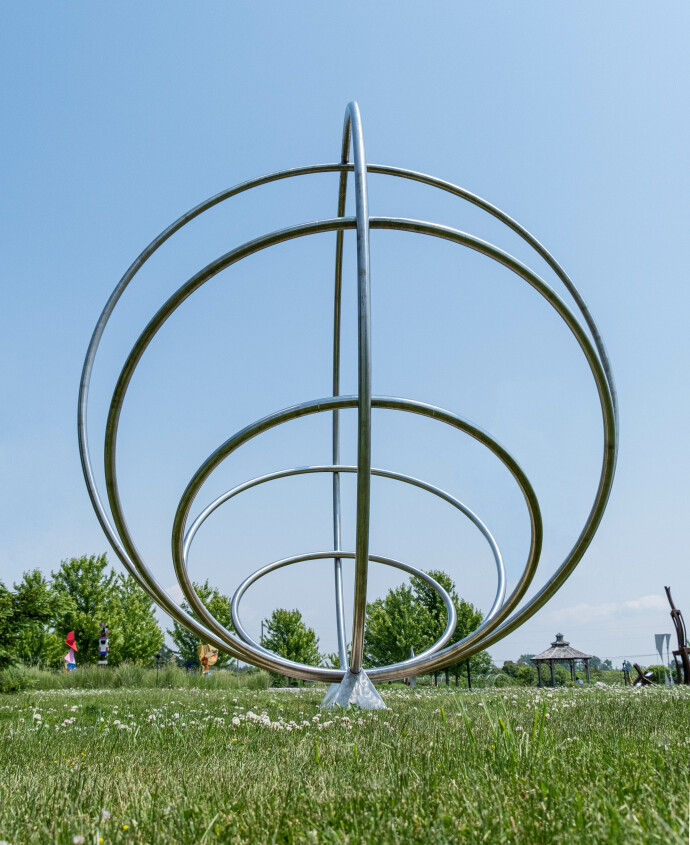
[
  {"xmin": 78, "ymin": 102, "xmax": 619, "ymax": 709},
  {"xmin": 665, "ymin": 587, "xmax": 690, "ymax": 684}
]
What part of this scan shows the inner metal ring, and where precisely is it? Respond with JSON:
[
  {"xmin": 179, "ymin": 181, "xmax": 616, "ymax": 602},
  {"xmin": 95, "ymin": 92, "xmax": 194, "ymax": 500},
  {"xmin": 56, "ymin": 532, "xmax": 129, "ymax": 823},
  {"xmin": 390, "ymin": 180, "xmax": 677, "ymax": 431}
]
[
  {"xmin": 182, "ymin": 465, "xmax": 506, "ymax": 628},
  {"xmin": 230, "ymin": 551, "xmax": 458, "ymax": 673}
]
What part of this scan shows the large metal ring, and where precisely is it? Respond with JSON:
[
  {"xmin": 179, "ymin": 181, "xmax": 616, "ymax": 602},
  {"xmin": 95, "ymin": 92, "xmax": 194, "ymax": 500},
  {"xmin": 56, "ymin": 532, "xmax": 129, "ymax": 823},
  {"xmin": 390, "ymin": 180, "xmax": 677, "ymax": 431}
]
[
  {"xmin": 79, "ymin": 102, "xmax": 618, "ymax": 685},
  {"xmin": 99, "ymin": 216, "xmax": 610, "ymax": 680}
]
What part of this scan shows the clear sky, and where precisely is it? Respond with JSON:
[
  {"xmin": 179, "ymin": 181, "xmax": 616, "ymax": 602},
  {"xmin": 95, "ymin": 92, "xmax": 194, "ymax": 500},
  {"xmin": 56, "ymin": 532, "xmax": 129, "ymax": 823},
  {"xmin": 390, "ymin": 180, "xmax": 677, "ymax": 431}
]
[{"xmin": 1, "ymin": 2, "xmax": 688, "ymax": 669}]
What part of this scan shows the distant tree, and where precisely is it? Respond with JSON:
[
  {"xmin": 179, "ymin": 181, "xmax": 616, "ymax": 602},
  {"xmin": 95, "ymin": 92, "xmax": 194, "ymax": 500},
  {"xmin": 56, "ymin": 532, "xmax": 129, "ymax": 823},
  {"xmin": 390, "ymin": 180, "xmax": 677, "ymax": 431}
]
[
  {"xmin": 554, "ymin": 665, "xmax": 569, "ymax": 686},
  {"xmin": 364, "ymin": 584, "xmax": 426, "ymax": 667},
  {"xmin": 364, "ymin": 569, "xmax": 491, "ymax": 684},
  {"xmin": 168, "ymin": 580, "xmax": 235, "ymax": 669},
  {"xmin": 517, "ymin": 653, "xmax": 535, "ymax": 665},
  {"xmin": 645, "ymin": 664, "xmax": 668, "ymax": 684},
  {"xmin": 0, "ymin": 572, "xmax": 66, "ymax": 670},
  {"xmin": 323, "ymin": 643, "xmax": 351, "ymax": 670},
  {"xmin": 418, "ymin": 572, "xmax": 490, "ymax": 685},
  {"xmin": 51, "ymin": 554, "xmax": 119, "ymax": 665},
  {"xmin": 261, "ymin": 608, "xmax": 322, "ymax": 684},
  {"xmin": 589, "ymin": 655, "xmax": 613, "ymax": 672},
  {"xmin": 108, "ymin": 574, "xmax": 163, "ymax": 665},
  {"xmin": 502, "ymin": 660, "xmax": 538, "ymax": 686},
  {"xmin": 11, "ymin": 570, "xmax": 69, "ymax": 667}
]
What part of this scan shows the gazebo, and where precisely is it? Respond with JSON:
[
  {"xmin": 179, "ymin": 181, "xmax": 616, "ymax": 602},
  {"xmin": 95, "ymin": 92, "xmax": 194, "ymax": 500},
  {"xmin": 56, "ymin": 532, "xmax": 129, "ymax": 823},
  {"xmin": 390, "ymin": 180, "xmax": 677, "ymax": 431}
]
[{"xmin": 532, "ymin": 633, "xmax": 592, "ymax": 687}]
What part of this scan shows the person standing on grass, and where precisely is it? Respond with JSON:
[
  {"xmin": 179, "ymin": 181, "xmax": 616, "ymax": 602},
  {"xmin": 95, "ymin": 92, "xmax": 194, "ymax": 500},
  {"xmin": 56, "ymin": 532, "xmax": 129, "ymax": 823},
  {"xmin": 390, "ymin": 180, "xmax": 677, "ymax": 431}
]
[{"xmin": 63, "ymin": 631, "xmax": 78, "ymax": 672}]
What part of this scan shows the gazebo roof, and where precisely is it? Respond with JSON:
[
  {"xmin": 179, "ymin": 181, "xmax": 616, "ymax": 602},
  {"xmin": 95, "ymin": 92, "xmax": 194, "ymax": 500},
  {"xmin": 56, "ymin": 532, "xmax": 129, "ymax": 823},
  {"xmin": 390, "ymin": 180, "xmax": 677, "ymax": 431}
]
[{"xmin": 532, "ymin": 633, "xmax": 592, "ymax": 662}]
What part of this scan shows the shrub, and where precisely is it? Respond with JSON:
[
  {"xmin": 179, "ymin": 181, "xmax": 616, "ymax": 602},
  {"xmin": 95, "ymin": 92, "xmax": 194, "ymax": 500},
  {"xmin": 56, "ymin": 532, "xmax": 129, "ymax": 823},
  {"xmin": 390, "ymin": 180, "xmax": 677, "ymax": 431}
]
[
  {"xmin": 646, "ymin": 664, "xmax": 669, "ymax": 684},
  {"xmin": 1, "ymin": 663, "xmax": 271, "ymax": 692},
  {"xmin": 0, "ymin": 666, "xmax": 35, "ymax": 693}
]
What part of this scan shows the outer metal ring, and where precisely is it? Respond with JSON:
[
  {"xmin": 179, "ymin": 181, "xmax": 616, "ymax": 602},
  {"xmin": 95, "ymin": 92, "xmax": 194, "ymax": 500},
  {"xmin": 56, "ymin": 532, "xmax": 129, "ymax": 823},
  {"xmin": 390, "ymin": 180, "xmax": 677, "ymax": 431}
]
[
  {"xmin": 79, "ymin": 141, "xmax": 618, "ymax": 682},
  {"xmin": 182, "ymin": 465, "xmax": 506, "ymax": 628},
  {"xmin": 229, "ymin": 551, "xmax": 458, "ymax": 674},
  {"xmin": 99, "ymin": 217, "xmax": 612, "ymax": 680}
]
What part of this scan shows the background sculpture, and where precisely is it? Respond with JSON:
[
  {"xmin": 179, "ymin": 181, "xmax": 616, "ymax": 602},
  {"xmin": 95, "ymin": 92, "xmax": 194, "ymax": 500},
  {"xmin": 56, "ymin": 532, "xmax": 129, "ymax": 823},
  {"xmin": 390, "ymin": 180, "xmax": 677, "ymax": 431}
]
[
  {"xmin": 98, "ymin": 623, "xmax": 109, "ymax": 667},
  {"xmin": 63, "ymin": 631, "xmax": 77, "ymax": 673},
  {"xmin": 198, "ymin": 644, "xmax": 219, "ymax": 676},
  {"xmin": 666, "ymin": 586, "xmax": 690, "ymax": 684},
  {"xmin": 79, "ymin": 102, "xmax": 618, "ymax": 708}
]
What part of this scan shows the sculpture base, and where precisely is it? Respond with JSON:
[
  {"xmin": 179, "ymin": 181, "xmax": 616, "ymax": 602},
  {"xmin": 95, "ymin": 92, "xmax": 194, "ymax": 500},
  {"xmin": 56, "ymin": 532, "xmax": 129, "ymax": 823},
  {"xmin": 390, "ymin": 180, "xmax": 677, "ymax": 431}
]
[{"xmin": 320, "ymin": 669, "xmax": 387, "ymax": 710}]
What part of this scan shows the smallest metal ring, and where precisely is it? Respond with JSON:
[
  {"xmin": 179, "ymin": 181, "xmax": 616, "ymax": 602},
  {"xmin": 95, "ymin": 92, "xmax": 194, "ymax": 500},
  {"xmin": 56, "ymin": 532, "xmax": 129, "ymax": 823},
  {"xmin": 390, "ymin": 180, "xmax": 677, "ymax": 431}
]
[{"xmin": 231, "ymin": 551, "xmax": 458, "ymax": 673}]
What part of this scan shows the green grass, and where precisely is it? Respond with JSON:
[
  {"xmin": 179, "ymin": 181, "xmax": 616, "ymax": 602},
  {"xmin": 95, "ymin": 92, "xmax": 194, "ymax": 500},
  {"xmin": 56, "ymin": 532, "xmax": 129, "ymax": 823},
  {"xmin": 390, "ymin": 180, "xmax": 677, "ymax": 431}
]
[
  {"xmin": 0, "ymin": 664, "xmax": 271, "ymax": 692},
  {"xmin": 0, "ymin": 685, "xmax": 688, "ymax": 844}
]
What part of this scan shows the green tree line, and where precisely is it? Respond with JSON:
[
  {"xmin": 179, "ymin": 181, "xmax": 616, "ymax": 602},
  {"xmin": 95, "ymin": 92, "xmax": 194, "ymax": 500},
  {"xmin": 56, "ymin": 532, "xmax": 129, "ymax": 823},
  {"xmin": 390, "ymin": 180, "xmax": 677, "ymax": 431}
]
[
  {"xmin": 0, "ymin": 554, "xmax": 164, "ymax": 669},
  {"xmin": 2, "ymin": 557, "xmax": 491, "ymax": 683},
  {"xmin": 260, "ymin": 569, "xmax": 491, "ymax": 685}
]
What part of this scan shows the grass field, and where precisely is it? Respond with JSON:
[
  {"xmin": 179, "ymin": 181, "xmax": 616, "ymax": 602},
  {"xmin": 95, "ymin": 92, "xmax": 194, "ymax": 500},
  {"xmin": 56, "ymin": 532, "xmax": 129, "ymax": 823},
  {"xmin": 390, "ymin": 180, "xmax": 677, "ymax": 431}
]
[{"xmin": 1, "ymin": 684, "xmax": 688, "ymax": 844}]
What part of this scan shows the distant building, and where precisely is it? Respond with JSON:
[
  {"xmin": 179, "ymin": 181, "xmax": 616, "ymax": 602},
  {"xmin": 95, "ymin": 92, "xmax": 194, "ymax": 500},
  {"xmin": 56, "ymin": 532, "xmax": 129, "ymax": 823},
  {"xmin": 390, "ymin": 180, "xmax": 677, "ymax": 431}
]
[{"xmin": 532, "ymin": 633, "xmax": 592, "ymax": 686}]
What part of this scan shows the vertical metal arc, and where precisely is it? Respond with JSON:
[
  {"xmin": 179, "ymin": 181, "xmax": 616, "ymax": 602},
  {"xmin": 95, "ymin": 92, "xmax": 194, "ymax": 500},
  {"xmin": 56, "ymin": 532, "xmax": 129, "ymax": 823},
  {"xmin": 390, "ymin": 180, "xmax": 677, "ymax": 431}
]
[
  {"xmin": 342, "ymin": 102, "xmax": 372, "ymax": 674},
  {"xmin": 331, "ymin": 120, "xmax": 349, "ymax": 670}
]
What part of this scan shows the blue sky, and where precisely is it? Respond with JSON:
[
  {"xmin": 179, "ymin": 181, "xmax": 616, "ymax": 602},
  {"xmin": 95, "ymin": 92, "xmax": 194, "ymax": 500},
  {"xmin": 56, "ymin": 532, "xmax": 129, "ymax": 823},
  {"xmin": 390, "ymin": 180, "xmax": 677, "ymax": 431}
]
[{"xmin": 1, "ymin": 3, "xmax": 688, "ymax": 668}]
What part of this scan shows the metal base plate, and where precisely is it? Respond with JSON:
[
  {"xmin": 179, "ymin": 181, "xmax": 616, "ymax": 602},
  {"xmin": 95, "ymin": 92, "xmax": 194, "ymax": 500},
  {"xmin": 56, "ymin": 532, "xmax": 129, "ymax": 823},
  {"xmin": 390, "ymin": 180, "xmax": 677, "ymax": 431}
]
[{"xmin": 320, "ymin": 669, "xmax": 387, "ymax": 710}]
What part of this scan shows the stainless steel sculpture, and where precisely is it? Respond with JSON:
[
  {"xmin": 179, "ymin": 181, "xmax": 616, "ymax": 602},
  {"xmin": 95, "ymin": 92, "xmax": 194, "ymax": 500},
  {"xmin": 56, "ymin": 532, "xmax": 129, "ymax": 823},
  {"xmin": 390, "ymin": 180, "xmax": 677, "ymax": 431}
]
[{"xmin": 79, "ymin": 101, "xmax": 618, "ymax": 708}]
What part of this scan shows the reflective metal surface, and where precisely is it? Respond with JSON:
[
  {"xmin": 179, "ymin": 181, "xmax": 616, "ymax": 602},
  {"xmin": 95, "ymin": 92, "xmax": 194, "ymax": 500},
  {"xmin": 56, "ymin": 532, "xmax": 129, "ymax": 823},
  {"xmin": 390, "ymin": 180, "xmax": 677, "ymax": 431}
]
[
  {"xmin": 230, "ymin": 552, "xmax": 458, "ymax": 668},
  {"xmin": 79, "ymin": 101, "xmax": 618, "ymax": 692}
]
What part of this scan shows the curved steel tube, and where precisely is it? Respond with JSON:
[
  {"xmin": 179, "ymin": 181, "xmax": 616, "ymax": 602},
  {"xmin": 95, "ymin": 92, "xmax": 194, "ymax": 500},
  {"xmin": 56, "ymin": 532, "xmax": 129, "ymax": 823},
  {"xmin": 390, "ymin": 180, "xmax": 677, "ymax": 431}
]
[
  {"xmin": 79, "ymin": 107, "xmax": 618, "ymax": 683},
  {"xmin": 167, "ymin": 394, "xmax": 541, "ymax": 679},
  {"xmin": 230, "ymin": 551, "xmax": 457, "ymax": 673},
  {"xmin": 99, "ymin": 214, "xmax": 612, "ymax": 680},
  {"xmin": 341, "ymin": 103, "xmax": 372, "ymax": 674},
  {"xmin": 181, "ymin": 464, "xmax": 506, "ymax": 628}
]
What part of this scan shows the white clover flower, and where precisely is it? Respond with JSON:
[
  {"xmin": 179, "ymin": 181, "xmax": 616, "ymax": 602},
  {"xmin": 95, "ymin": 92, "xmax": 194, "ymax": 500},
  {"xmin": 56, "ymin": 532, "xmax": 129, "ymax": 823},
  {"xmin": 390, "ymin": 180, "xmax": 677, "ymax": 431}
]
[{"xmin": 72, "ymin": 836, "xmax": 85, "ymax": 844}]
